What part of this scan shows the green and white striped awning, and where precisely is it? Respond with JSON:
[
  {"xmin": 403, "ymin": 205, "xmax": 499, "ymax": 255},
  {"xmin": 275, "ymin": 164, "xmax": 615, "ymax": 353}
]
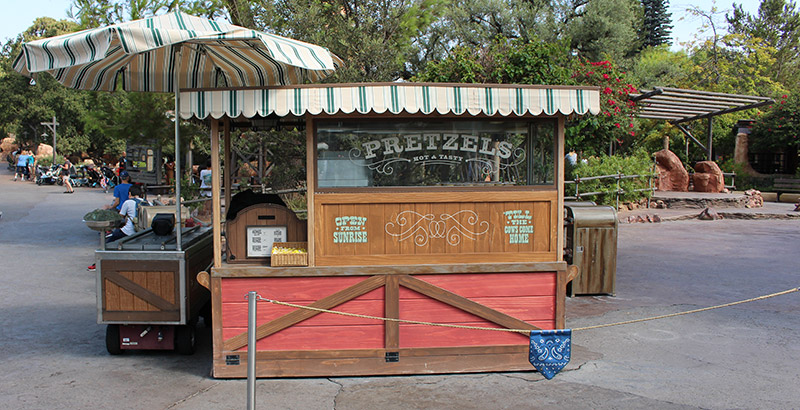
[
  {"xmin": 179, "ymin": 83, "xmax": 601, "ymax": 119},
  {"xmin": 14, "ymin": 11, "xmax": 342, "ymax": 92}
]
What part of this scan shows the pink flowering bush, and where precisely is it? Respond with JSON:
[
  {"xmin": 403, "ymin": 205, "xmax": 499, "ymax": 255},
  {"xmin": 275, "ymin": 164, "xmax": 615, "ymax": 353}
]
[{"xmin": 566, "ymin": 60, "xmax": 639, "ymax": 155}]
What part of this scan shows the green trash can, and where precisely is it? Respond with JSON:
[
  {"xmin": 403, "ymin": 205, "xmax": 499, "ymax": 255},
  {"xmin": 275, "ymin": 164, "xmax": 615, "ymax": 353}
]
[{"xmin": 564, "ymin": 204, "xmax": 617, "ymax": 296}]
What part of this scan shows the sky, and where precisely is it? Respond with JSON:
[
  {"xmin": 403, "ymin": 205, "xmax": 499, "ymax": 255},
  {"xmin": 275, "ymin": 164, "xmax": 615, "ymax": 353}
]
[{"xmin": 1, "ymin": 0, "xmax": 762, "ymax": 50}]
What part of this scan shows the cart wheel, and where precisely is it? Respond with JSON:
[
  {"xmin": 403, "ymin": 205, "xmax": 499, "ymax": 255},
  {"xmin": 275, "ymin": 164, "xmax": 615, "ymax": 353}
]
[
  {"xmin": 105, "ymin": 324, "xmax": 123, "ymax": 355},
  {"xmin": 200, "ymin": 302, "xmax": 212, "ymax": 328},
  {"xmin": 175, "ymin": 325, "xmax": 196, "ymax": 355}
]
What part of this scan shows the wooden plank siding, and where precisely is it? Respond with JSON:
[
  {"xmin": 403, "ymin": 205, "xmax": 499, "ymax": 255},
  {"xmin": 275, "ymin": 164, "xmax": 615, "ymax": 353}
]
[
  {"xmin": 100, "ymin": 260, "xmax": 181, "ymax": 322},
  {"xmin": 313, "ymin": 191, "xmax": 558, "ymax": 266},
  {"xmin": 214, "ymin": 272, "xmax": 563, "ymax": 366},
  {"xmin": 212, "ymin": 267, "xmax": 563, "ymax": 377}
]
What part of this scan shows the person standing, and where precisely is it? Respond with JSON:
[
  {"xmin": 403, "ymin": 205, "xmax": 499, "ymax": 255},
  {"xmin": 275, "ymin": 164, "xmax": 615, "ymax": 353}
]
[
  {"xmin": 117, "ymin": 151, "xmax": 129, "ymax": 172},
  {"xmin": 14, "ymin": 150, "xmax": 29, "ymax": 181},
  {"xmin": 164, "ymin": 156, "xmax": 175, "ymax": 185},
  {"xmin": 61, "ymin": 156, "xmax": 74, "ymax": 193},
  {"xmin": 26, "ymin": 152, "xmax": 36, "ymax": 183},
  {"xmin": 106, "ymin": 171, "xmax": 132, "ymax": 210},
  {"xmin": 199, "ymin": 161, "xmax": 213, "ymax": 197}
]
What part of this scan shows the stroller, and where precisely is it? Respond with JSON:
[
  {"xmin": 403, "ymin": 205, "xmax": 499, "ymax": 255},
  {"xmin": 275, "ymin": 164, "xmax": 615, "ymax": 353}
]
[
  {"xmin": 85, "ymin": 166, "xmax": 104, "ymax": 188},
  {"xmin": 100, "ymin": 165, "xmax": 119, "ymax": 190},
  {"xmin": 36, "ymin": 164, "xmax": 60, "ymax": 185},
  {"xmin": 69, "ymin": 165, "xmax": 88, "ymax": 188}
]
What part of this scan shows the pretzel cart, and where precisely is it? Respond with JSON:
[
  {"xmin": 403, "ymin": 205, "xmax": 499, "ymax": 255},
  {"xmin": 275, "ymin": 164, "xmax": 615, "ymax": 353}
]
[
  {"xmin": 186, "ymin": 82, "xmax": 600, "ymax": 377},
  {"xmin": 96, "ymin": 226, "xmax": 213, "ymax": 355}
]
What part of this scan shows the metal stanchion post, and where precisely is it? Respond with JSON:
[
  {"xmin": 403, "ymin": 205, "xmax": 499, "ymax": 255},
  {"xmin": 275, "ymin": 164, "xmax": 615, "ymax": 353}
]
[{"xmin": 247, "ymin": 291, "xmax": 257, "ymax": 410}]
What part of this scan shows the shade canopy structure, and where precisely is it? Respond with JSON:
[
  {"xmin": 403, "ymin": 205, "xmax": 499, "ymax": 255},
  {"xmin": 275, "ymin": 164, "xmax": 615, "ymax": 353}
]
[
  {"xmin": 178, "ymin": 83, "xmax": 601, "ymax": 120},
  {"xmin": 630, "ymin": 87, "xmax": 774, "ymax": 160},
  {"xmin": 13, "ymin": 11, "xmax": 342, "ymax": 92},
  {"xmin": 631, "ymin": 87, "xmax": 773, "ymax": 124},
  {"xmin": 13, "ymin": 11, "xmax": 342, "ymax": 250}
]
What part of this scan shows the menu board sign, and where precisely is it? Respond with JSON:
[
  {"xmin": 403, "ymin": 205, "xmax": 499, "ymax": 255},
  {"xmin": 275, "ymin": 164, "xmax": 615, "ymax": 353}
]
[{"xmin": 246, "ymin": 226, "xmax": 287, "ymax": 258}]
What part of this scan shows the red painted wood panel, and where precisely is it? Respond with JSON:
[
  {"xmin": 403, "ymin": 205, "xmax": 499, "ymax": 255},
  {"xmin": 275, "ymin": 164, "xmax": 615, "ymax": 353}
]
[
  {"xmin": 224, "ymin": 324, "xmax": 385, "ymax": 351},
  {"xmin": 398, "ymin": 296, "xmax": 554, "ymax": 323},
  {"xmin": 398, "ymin": 322, "xmax": 547, "ymax": 348},
  {"xmin": 221, "ymin": 276, "xmax": 382, "ymax": 303},
  {"xmin": 221, "ymin": 296, "xmax": 553, "ymax": 328},
  {"xmin": 222, "ymin": 298, "xmax": 386, "ymax": 327},
  {"xmin": 219, "ymin": 271, "xmax": 558, "ymax": 351},
  {"xmin": 401, "ymin": 272, "xmax": 556, "ymax": 298}
]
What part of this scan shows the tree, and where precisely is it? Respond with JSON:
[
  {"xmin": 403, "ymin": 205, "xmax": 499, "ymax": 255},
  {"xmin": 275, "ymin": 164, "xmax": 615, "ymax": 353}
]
[
  {"xmin": 567, "ymin": 0, "xmax": 643, "ymax": 61},
  {"xmin": 727, "ymin": 0, "xmax": 800, "ymax": 87},
  {"xmin": 415, "ymin": 37, "xmax": 579, "ymax": 84},
  {"xmin": 415, "ymin": 38, "xmax": 639, "ymax": 156},
  {"xmin": 0, "ymin": 18, "xmax": 87, "ymax": 151},
  {"xmin": 69, "ymin": 0, "xmax": 225, "ymax": 27},
  {"xmin": 248, "ymin": 0, "xmax": 444, "ymax": 82},
  {"xmin": 640, "ymin": 0, "xmax": 673, "ymax": 48},
  {"xmin": 629, "ymin": 45, "xmax": 691, "ymax": 88},
  {"xmin": 750, "ymin": 93, "xmax": 799, "ymax": 173}
]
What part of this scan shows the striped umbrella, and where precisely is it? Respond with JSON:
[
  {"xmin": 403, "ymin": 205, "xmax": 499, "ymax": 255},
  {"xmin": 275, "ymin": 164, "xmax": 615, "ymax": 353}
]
[
  {"xmin": 12, "ymin": 11, "xmax": 342, "ymax": 250},
  {"xmin": 12, "ymin": 11, "xmax": 343, "ymax": 91}
]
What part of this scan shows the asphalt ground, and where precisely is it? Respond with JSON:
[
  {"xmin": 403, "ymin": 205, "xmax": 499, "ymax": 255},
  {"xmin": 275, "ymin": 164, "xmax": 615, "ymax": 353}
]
[{"xmin": 1, "ymin": 164, "xmax": 799, "ymax": 410}]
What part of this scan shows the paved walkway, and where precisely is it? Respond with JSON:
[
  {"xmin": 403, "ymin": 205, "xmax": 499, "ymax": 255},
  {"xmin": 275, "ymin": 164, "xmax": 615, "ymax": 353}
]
[{"xmin": 1, "ymin": 164, "xmax": 799, "ymax": 409}]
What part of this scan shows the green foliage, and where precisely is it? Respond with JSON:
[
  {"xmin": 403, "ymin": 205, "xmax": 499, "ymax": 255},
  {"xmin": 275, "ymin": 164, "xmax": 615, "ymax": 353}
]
[
  {"xmin": 416, "ymin": 39, "xmax": 639, "ymax": 157},
  {"xmin": 569, "ymin": 149, "xmax": 654, "ymax": 206},
  {"xmin": 36, "ymin": 156, "xmax": 55, "ymax": 167},
  {"xmin": 83, "ymin": 91, "xmax": 183, "ymax": 154},
  {"xmin": 258, "ymin": 0, "xmax": 445, "ymax": 82},
  {"xmin": 415, "ymin": 37, "xmax": 578, "ymax": 84},
  {"xmin": 179, "ymin": 172, "xmax": 200, "ymax": 205},
  {"xmin": 727, "ymin": 0, "xmax": 800, "ymax": 87},
  {"xmin": 751, "ymin": 93, "xmax": 800, "ymax": 151},
  {"xmin": 83, "ymin": 208, "xmax": 124, "ymax": 222},
  {"xmin": 717, "ymin": 158, "xmax": 766, "ymax": 191},
  {"xmin": 69, "ymin": 0, "xmax": 226, "ymax": 28},
  {"xmin": 421, "ymin": 0, "xmax": 566, "ymax": 61},
  {"xmin": 629, "ymin": 46, "xmax": 692, "ymax": 89}
]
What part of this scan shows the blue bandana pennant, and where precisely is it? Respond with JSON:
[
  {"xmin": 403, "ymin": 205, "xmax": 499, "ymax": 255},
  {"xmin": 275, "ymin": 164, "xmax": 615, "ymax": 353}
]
[{"xmin": 529, "ymin": 329, "xmax": 572, "ymax": 380}]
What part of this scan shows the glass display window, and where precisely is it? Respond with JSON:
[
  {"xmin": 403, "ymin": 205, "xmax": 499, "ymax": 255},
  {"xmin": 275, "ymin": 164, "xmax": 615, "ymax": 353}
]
[{"xmin": 316, "ymin": 119, "xmax": 555, "ymax": 189}]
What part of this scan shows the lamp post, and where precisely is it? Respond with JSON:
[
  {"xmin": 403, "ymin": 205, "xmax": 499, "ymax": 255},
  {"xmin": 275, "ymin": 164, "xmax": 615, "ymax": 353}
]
[{"xmin": 41, "ymin": 116, "xmax": 58, "ymax": 164}]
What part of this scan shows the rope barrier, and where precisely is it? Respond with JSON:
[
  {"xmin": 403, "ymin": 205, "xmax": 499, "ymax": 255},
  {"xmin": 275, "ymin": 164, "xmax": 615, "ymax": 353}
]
[{"xmin": 254, "ymin": 286, "xmax": 799, "ymax": 333}]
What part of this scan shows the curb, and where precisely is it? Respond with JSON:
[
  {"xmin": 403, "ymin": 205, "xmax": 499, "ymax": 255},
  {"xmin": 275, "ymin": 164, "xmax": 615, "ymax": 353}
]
[{"xmin": 620, "ymin": 211, "xmax": 800, "ymax": 223}]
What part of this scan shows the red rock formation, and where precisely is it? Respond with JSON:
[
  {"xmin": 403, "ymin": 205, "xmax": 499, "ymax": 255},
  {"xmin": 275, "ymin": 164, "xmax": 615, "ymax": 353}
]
[
  {"xmin": 693, "ymin": 161, "xmax": 724, "ymax": 193},
  {"xmin": 654, "ymin": 149, "xmax": 688, "ymax": 191},
  {"xmin": 1, "ymin": 136, "xmax": 18, "ymax": 154}
]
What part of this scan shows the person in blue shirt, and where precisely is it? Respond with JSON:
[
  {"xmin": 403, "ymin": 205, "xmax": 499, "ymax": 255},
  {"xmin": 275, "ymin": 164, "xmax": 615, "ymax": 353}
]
[
  {"xmin": 14, "ymin": 151, "xmax": 30, "ymax": 181},
  {"xmin": 106, "ymin": 171, "xmax": 132, "ymax": 211}
]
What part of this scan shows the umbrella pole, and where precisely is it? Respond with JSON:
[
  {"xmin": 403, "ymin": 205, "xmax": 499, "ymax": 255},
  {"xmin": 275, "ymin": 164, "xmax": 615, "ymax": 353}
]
[{"xmin": 174, "ymin": 45, "xmax": 183, "ymax": 251}]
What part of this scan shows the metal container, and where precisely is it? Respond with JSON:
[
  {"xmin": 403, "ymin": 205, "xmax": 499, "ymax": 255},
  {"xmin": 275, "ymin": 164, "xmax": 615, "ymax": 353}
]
[{"xmin": 564, "ymin": 205, "xmax": 617, "ymax": 296}]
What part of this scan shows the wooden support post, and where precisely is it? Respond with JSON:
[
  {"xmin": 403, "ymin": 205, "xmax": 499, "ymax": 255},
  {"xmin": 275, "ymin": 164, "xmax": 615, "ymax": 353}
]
[
  {"xmin": 384, "ymin": 275, "xmax": 400, "ymax": 349},
  {"xmin": 556, "ymin": 116, "xmax": 565, "ymax": 262},
  {"xmin": 223, "ymin": 118, "xmax": 232, "ymax": 216},
  {"xmin": 305, "ymin": 116, "xmax": 316, "ymax": 267},
  {"xmin": 707, "ymin": 117, "xmax": 714, "ymax": 161},
  {"xmin": 211, "ymin": 120, "xmax": 222, "ymax": 268}
]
